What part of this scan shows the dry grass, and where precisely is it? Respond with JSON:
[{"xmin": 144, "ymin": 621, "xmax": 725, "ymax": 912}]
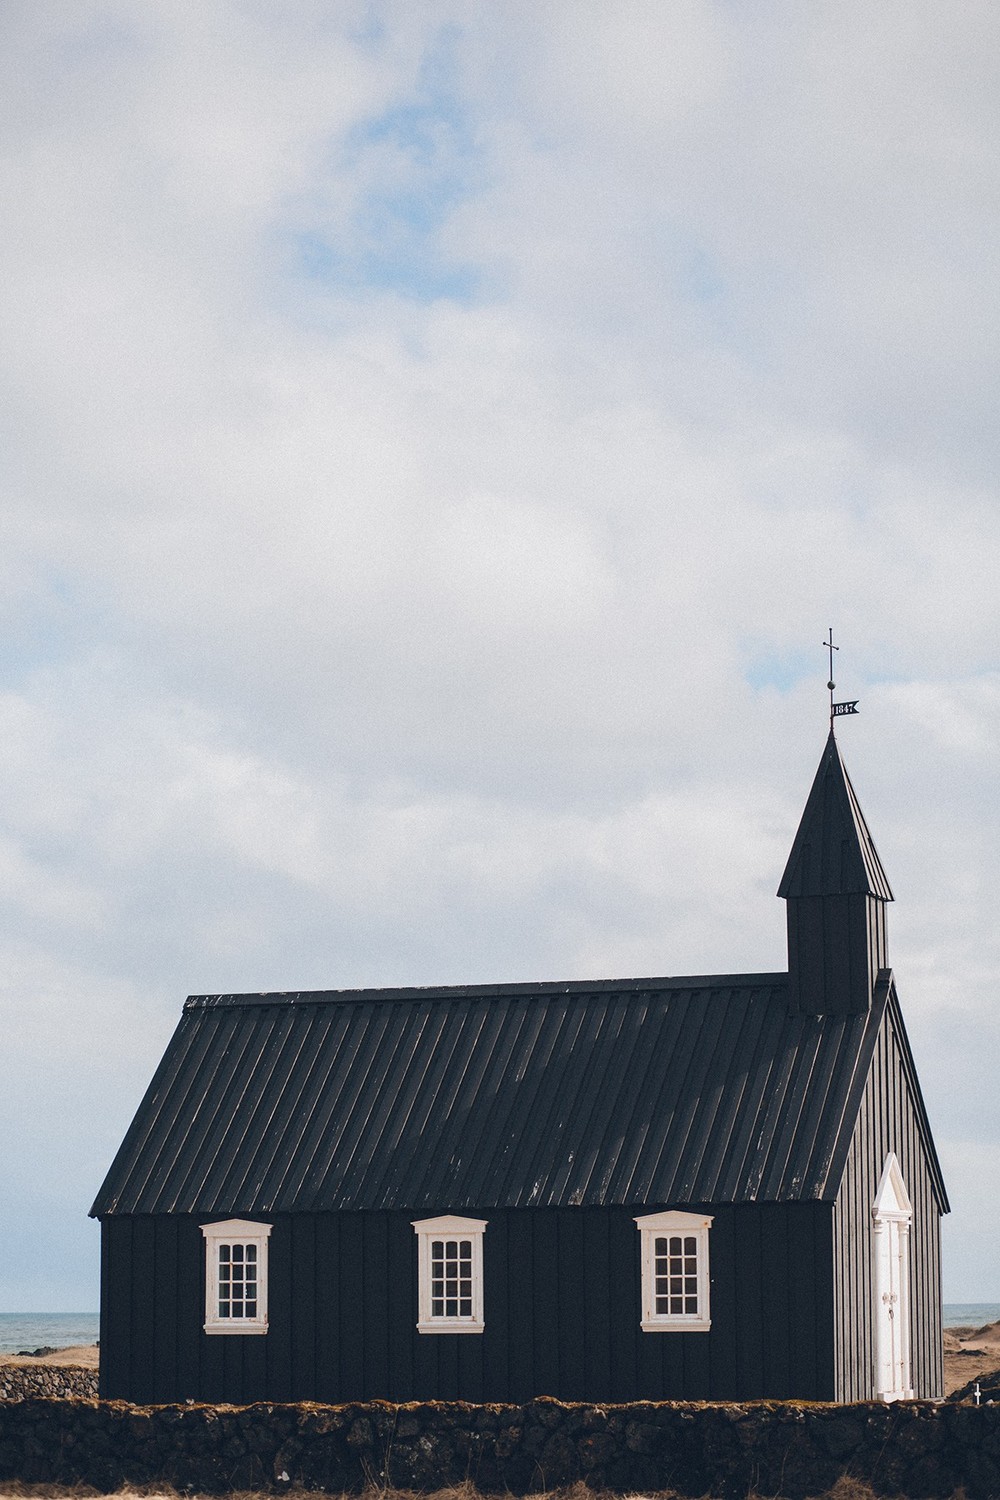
[{"xmin": 0, "ymin": 1481, "xmax": 975, "ymax": 1500}]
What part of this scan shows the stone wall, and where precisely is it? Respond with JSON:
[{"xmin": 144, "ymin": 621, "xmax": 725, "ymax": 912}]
[
  {"xmin": 0, "ymin": 1365, "xmax": 98, "ymax": 1401},
  {"xmin": 1, "ymin": 1396, "xmax": 998, "ymax": 1498}
]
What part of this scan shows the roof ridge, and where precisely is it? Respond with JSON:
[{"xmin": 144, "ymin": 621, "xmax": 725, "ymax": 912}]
[{"xmin": 185, "ymin": 973, "xmax": 790, "ymax": 1009}]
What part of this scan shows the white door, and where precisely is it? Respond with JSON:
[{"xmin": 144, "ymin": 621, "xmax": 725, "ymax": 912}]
[{"xmin": 873, "ymin": 1153, "xmax": 913, "ymax": 1401}]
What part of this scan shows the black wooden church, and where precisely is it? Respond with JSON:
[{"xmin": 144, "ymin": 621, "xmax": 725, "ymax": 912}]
[{"xmin": 92, "ymin": 732, "xmax": 947, "ymax": 1404}]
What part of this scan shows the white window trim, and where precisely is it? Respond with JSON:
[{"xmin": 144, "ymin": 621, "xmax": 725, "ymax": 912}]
[
  {"xmin": 412, "ymin": 1214, "xmax": 486, "ymax": 1334},
  {"xmin": 201, "ymin": 1218, "xmax": 272, "ymax": 1336},
  {"xmin": 635, "ymin": 1209, "xmax": 712, "ymax": 1333}
]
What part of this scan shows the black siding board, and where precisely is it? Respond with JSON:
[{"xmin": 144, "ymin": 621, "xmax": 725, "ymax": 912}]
[
  {"xmin": 813, "ymin": 1205, "xmax": 836, "ymax": 1400},
  {"xmin": 824, "ymin": 894, "xmax": 853, "ymax": 1011},
  {"xmin": 289, "ymin": 1214, "xmax": 316, "ymax": 1399},
  {"xmin": 482, "ymin": 1209, "xmax": 508, "ymax": 1400},
  {"xmin": 708, "ymin": 1205, "xmax": 738, "ymax": 1399},
  {"xmin": 152, "ymin": 1215, "xmax": 178, "ymax": 1402},
  {"xmin": 786, "ymin": 1206, "xmax": 814, "ymax": 1397},
  {"xmin": 506, "ymin": 1211, "xmax": 534, "ymax": 1401},
  {"xmin": 176, "ymin": 1218, "xmax": 201, "ymax": 1402},
  {"xmin": 338, "ymin": 1213, "xmax": 365, "ymax": 1397},
  {"xmin": 387, "ymin": 1214, "xmax": 415, "ymax": 1400},
  {"xmin": 582, "ymin": 1210, "xmax": 611, "ymax": 1397},
  {"xmin": 531, "ymin": 1211, "xmax": 560, "ymax": 1395},
  {"xmin": 265, "ymin": 1216, "xmax": 292, "ymax": 1401},
  {"xmin": 557, "ymin": 1209, "xmax": 586, "ymax": 1398},
  {"xmin": 457, "ymin": 1315, "xmax": 485, "ymax": 1403},
  {"xmin": 759, "ymin": 1207, "xmax": 790, "ymax": 1396},
  {"xmin": 128, "ymin": 1216, "xmax": 156, "ymax": 1403},
  {"xmin": 735, "ymin": 1204, "xmax": 764, "ymax": 1398},
  {"xmin": 608, "ymin": 1210, "xmax": 638, "ymax": 1401},
  {"xmin": 242, "ymin": 1309, "xmax": 268, "ymax": 1404},
  {"xmin": 440, "ymin": 1334, "xmax": 462, "ymax": 1403},
  {"xmin": 101, "ymin": 1218, "xmax": 131, "ymax": 1399},
  {"xmin": 314, "ymin": 1213, "xmax": 340, "ymax": 1401},
  {"xmin": 199, "ymin": 1273, "xmax": 225, "ymax": 1403},
  {"xmin": 363, "ymin": 1214, "xmax": 390, "ymax": 1399}
]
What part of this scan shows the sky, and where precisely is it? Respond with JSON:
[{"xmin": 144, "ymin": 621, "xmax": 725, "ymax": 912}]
[{"xmin": 1, "ymin": 1, "xmax": 998, "ymax": 1311}]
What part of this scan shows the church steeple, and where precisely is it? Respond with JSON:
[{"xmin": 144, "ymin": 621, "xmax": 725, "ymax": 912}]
[{"xmin": 778, "ymin": 730, "xmax": 893, "ymax": 1015}]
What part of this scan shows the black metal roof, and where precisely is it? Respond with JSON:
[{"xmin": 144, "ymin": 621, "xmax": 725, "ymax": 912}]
[
  {"xmin": 778, "ymin": 730, "xmax": 894, "ymax": 901},
  {"xmin": 92, "ymin": 971, "xmax": 895, "ymax": 1217}
]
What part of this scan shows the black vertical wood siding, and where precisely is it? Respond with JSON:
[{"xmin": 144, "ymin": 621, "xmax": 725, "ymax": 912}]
[
  {"xmin": 831, "ymin": 998, "xmax": 944, "ymax": 1401},
  {"xmin": 99, "ymin": 1201, "xmax": 836, "ymax": 1404},
  {"xmin": 786, "ymin": 893, "xmax": 888, "ymax": 1016}
]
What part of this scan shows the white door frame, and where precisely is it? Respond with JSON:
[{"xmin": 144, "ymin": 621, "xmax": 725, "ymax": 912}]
[{"xmin": 873, "ymin": 1152, "xmax": 913, "ymax": 1401}]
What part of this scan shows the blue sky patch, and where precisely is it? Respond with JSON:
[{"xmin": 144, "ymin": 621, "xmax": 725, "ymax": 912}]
[
  {"xmin": 293, "ymin": 25, "xmax": 487, "ymax": 305},
  {"xmin": 744, "ymin": 648, "xmax": 819, "ymax": 693}
]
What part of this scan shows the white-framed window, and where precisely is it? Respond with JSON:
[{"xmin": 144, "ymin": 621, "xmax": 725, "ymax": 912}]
[
  {"xmin": 412, "ymin": 1215, "xmax": 486, "ymax": 1334},
  {"xmin": 201, "ymin": 1219, "xmax": 272, "ymax": 1335},
  {"xmin": 635, "ymin": 1210, "xmax": 712, "ymax": 1333}
]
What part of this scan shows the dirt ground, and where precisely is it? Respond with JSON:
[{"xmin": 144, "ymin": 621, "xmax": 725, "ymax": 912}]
[
  {"xmin": 0, "ymin": 1346, "xmax": 99, "ymax": 1370},
  {"xmin": 943, "ymin": 1317, "xmax": 1000, "ymax": 1395}
]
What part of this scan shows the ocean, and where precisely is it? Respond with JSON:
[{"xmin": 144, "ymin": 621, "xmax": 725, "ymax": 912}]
[
  {"xmin": 943, "ymin": 1303, "xmax": 1000, "ymax": 1329},
  {"xmin": 1, "ymin": 1305, "xmax": 996, "ymax": 1353},
  {"xmin": 0, "ymin": 1313, "xmax": 99, "ymax": 1355}
]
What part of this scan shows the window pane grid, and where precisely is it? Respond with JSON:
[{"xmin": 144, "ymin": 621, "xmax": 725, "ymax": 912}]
[
  {"xmin": 430, "ymin": 1237, "xmax": 474, "ymax": 1319},
  {"xmin": 217, "ymin": 1242, "xmax": 259, "ymax": 1320},
  {"xmin": 653, "ymin": 1233, "xmax": 700, "ymax": 1316}
]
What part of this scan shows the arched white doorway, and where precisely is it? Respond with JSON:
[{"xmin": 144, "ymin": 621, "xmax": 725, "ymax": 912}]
[{"xmin": 873, "ymin": 1153, "xmax": 913, "ymax": 1401}]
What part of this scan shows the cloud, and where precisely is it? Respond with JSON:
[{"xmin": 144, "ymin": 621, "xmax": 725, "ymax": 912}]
[{"xmin": 0, "ymin": 1, "xmax": 997, "ymax": 1306}]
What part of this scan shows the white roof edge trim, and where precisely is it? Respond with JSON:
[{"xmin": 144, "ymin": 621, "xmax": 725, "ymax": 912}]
[
  {"xmin": 412, "ymin": 1214, "xmax": 488, "ymax": 1234},
  {"xmin": 200, "ymin": 1218, "xmax": 273, "ymax": 1238},
  {"xmin": 634, "ymin": 1210, "xmax": 714, "ymax": 1230},
  {"xmin": 873, "ymin": 1152, "xmax": 912, "ymax": 1219}
]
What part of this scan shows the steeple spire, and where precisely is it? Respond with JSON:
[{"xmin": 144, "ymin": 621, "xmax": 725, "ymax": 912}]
[{"xmin": 779, "ymin": 731, "xmax": 893, "ymax": 1015}]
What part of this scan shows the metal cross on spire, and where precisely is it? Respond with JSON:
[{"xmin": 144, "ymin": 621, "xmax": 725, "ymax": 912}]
[{"xmin": 824, "ymin": 627, "xmax": 859, "ymax": 727}]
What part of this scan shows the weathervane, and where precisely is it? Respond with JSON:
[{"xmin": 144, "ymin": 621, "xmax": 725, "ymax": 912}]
[{"xmin": 824, "ymin": 628, "xmax": 859, "ymax": 727}]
